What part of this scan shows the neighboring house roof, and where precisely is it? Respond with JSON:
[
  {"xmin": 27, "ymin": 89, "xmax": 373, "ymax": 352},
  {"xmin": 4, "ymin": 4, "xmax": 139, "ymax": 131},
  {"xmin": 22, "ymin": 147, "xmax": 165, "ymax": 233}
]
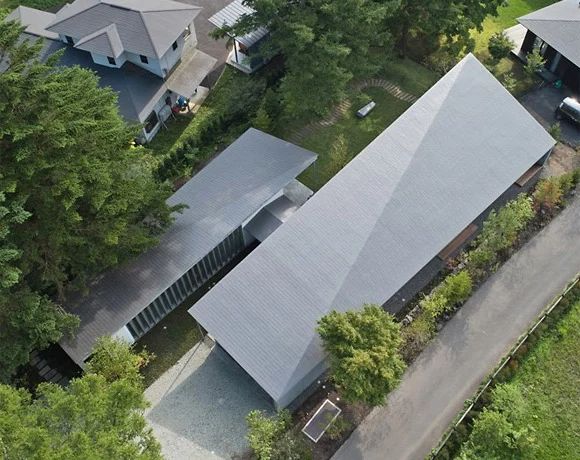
[
  {"xmin": 189, "ymin": 54, "xmax": 555, "ymax": 409},
  {"xmin": 518, "ymin": 0, "xmax": 580, "ymax": 68},
  {"xmin": 74, "ymin": 23, "xmax": 123, "ymax": 58},
  {"xmin": 209, "ymin": 0, "xmax": 268, "ymax": 48},
  {"xmin": 60, "ymin": 128, "xmax": 317, "ymax": 366},
  {"xmin": 46, "ymin": 0, "xmax": 201, "ymax": 58},
  {"xmin": 5, "ymin": 6, "xmax": 59, "ymax": 39}
]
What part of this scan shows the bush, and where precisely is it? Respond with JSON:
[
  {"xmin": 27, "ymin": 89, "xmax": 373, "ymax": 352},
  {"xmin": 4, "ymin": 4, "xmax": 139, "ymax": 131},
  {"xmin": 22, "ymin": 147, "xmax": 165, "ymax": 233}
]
[
  {"xmin": 437, "ymin": 270, "xmax": 473, "ymax": 306},
  {"xmin": 488, "ymin": 32, "xmax": 514, "ymax": 62},
  {"xmin": 272, "ymin": 432, "xmax": 312, "ymax": 460},
  {"xmin": 502, "ymin": 72, "xmax": 517, "ymax": 93},
  {"xmin": 324, "ymin": 414, "xmax": 352, "ymax": 441},
  {"xmin": 246, "ymin": 410, "xmax": 291, "ymax": 460},
  {"xmin": 524, "ymin": 48, "xmax": 546, "ymax": 76},
  {"xmin": 548, "ymin": 122, "xmax": 562, "ymax": 141},
  {"xmin": 533, "ymin": 177, "xmax": 563, "ymax": 214},
  {"xmin": 401, "ymin": 312, "xmax": 435, "ymax": 361},
  {"xmin": 420, "ymin": 293, "xmax": 449, "ymax": 319}
]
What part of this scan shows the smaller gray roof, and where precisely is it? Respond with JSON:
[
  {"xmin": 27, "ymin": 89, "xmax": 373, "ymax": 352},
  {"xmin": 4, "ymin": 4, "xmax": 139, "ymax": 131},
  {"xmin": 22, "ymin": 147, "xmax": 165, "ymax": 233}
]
[
  {"xmin": 6, "ymin": 6, "xmax": 59, "ymax": 39},
  {"xmin": 60, "ymin": 128, "xmax": 317, "ymax": 366},
  {"xmin": 519, "ymin": 0, "xmax": 580, "ymax": 68},
  {"xmin": 209, "ymin": 0, "xmax": 268, "ymax": 48},
  {"xmin": 47, "ymin": 0, "xmax": 201, "ymax": 58},
  {"xmin": 74, "ymin": 23, "xmax": 123, "ymax": 58}
]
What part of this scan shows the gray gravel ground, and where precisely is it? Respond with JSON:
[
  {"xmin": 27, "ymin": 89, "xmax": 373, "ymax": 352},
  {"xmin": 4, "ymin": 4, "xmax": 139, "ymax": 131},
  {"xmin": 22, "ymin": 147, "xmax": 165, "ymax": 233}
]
[{"xmin": 145, "ymin": 341, "xmax": 272, "ymax": 460}]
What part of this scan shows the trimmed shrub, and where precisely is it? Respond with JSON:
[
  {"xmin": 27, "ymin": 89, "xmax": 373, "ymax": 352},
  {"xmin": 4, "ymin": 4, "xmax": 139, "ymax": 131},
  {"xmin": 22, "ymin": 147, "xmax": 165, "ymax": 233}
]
[
  {"xmin": 548, "ymin": 122, "xmax": 562, "ymax": 141},
  {"xmin": 488, "ymin": 32, "xmax": 514, "ymax": 62},
  {"xmin": 524, "ymin": 48, "xmax": 546, "ymax": 76},
  {"xmin": 533, "ymin": 177, "xmax": 563, "ymax": 214},
  {"xmin": 246, "ymin": 410, "xmax": 291, "ymax": 460},
  {"xmin": 437, "ymin": 270, "xmax": 473, "ymax": 306}
]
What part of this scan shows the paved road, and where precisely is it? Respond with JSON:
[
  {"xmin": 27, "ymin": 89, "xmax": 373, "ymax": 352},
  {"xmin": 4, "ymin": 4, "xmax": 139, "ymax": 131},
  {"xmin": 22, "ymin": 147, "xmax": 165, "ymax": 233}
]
[{"xmin": 333, "ymin": 194, "xmax": 580, "ymax": 460}]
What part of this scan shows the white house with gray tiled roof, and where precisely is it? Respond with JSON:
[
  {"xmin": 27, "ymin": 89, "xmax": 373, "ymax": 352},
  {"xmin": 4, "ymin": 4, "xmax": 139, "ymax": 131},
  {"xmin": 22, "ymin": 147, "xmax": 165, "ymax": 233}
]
[{"xmin": 7, "ymin": 0, "xmax": 217, "ymax": 141}]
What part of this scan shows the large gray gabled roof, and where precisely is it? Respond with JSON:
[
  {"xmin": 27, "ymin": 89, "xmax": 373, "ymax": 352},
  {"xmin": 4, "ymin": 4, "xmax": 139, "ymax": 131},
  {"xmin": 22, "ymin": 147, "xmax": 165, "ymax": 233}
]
[
  {"xmin": 60, "ymin": 129, "xmax": 317, "ymax": 366},
  {"xmin": 209, "ymin": 0, "xmax": 268, "ymax": 48},
  {"xmin": 189, "ymin": 54, "xmax": 555, "ymax": 409},
  {"xmin": 46, "ymin": 0, "xmax": 200, "ymax": 58},
  {"xmin": 518, "ymin": 0, "xmax": 580, "ymax": 68}
]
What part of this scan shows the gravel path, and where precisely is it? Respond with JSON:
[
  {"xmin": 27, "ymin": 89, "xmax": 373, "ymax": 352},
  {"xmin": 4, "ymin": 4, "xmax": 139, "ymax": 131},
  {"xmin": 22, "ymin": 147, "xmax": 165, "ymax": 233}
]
[{"xmin": 145, "ymin": 341, "xmax": 272, "ymax": 460}]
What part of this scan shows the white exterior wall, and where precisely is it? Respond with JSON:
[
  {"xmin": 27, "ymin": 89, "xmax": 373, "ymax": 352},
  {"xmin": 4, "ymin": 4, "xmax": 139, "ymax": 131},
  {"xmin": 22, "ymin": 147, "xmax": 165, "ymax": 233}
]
[
  {"xmin": 91, "ymin": 51, "xmax": 127, "ymax": 68},
  {"xmin": 125, "ymin": 51, "xmax": 164, "ymax": 77}
]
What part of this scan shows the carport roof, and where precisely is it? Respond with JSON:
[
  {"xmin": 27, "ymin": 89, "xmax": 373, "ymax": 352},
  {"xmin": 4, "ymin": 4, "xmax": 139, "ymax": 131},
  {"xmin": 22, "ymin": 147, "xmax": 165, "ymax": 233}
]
[
  {"xmin": 518, "ymin": 0, "xmax": 580, "ymax": 68},
  {"xmin": 60, "ymin": 128, "xmax": 317, "ymax": 366},
  {"xmin": 189, "ymin": 54, "xmax": 555, "ymax": 408}
]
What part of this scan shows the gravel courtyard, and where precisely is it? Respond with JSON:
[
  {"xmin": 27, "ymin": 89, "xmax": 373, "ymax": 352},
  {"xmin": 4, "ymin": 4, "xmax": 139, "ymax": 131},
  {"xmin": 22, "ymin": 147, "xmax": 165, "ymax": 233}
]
[{"xmin": 145, "ymin": 341, "xmax": 272, "ymax": 460}]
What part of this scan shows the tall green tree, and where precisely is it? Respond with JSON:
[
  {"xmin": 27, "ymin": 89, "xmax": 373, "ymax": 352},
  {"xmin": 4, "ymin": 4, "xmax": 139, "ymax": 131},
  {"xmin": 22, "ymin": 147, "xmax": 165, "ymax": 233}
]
[
  {"xmin": 0, "ymin": 338, "xmax": 161, "ymax": 459},
  {"xmin": 388, "ymin": 0, "xmax": 506, "ymax": 55},
  {"xmin": 0, "ymin": 18, "xmax": 177, "ymax": 380},
  {"xmin": 317, "ymin": 304, "xmax": 406, "ymax": 406},
  {"xmin": 212, "ymin": 0, "xmax": 398, "ymax": 117}
]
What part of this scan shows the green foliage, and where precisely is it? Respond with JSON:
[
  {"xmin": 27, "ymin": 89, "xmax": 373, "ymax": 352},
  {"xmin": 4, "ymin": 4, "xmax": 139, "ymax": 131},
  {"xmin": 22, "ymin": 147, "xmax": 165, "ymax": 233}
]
[
  {"xmin": 271, "ymin": 431, "xmax": 312, "ymax": 460},
  {"xmin": 389, "ymin": 0, "xmax": 505, "ymax": 55},
  {"xmin": 85, "ymin": 336, "xmax": 152, "ymax": 385},
  {"xmin": 524, "ymin": 48, "xmax": 546, "ymax": 76},
  {"xmin": 0, "ymin": 288, "xmax": 78, "ymax": 383},
  {"xmin": 459, "ymin": 300, "xmax": 580, "ymax": 459},
  {"xmin": 502, "ymin": 72, "xmax": 517, "ymax": 93},
  {"xmin": 437, "ymin": 270, "xmax": 473, "ymax": 306},
  {"xmin": 0, "ymin": 340, "xmax": 161, "ymax": 459},
  {"xmin": 533, "ymin": 177, "xmax": 563, "ymax": 214},
  {"xmin": 253, "ymin": 104, "xmax": 273, "ymax": 133},
  {"xmin": 324, "ymin": 414, "xmax": 352, "ymax": 441},
  {"xmin": 217, "ymin": 0, "xmax": 395, "ymax": 117},
  {"xmin": 327, "ymin": 134, "xmax": 350, "ymax": 178},
  {"xmin": 317, "ymin": 305, "xmax": 406, "ymax": 406},
  {"xmin": 401, "ymin": 312, "xmax": 436, "ymax": 362},
  {"xmin": 458, "ymin": 408, "xmax": 537, "ymax": 459},
  {"xmin": 487, "ymin": 32, "xmax": 514, "ymax": 62},
  {"xmin": 468, "ymin": 194, "xmax": 535, "ymax": 273},
  {"xmin": 419, "ymin": 293, "xmax": 450, "ymax": 320},
  {"xmin": 548, "ymin": 122, "xmax": 562, "ymax": 141},
  {"xmin": 0, "ymin": 19, "xmax": 175, "ymax": 381},
  {"xmin": 246, "ymin": 409, "xmax": 291, "ymax": 460}
]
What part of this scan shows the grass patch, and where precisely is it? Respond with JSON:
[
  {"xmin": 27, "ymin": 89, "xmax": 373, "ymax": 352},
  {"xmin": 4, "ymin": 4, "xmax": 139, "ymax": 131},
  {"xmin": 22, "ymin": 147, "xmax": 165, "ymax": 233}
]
[
  {"xmin": 471, "ymin": 0, "xmax": 557, "ymax": 56},
  {"xmin": 501, "ymin": 300, "xmax": 580, "ymax": 458},
  {"xmin": 381, "ymin": 57, "xmax": 439, "ymax": 96},
  {"xmin": 298, "ymin": 88, "xmax": 410, "ymax": 191}
]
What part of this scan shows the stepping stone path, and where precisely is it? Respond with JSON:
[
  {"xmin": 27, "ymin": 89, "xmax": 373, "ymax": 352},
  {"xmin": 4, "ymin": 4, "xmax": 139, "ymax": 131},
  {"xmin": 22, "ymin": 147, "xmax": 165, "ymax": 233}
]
[{"xmin": 289, "ymin": 79, "xmax": 418, "ymax": 144}]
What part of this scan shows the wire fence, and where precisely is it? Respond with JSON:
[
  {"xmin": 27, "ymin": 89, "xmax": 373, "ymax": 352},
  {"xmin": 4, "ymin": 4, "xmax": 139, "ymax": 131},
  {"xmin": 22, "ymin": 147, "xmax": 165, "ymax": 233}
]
[{"xmin": 429, "ymin": 273, "xmax": 580, "ymax": 459}]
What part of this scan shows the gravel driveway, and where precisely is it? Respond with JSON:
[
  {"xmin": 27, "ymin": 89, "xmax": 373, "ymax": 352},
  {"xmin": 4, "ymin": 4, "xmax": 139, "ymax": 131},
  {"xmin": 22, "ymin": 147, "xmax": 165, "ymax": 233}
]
[{"xmin": 145, "ymin": 341, "xmax": 272, "ymax": 460}]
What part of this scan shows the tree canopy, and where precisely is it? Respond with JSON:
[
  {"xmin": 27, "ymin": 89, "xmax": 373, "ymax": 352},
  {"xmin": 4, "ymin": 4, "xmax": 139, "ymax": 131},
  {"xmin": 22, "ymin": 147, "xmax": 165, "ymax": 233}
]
[
  {"xmin": 0, "ymin": 338, "xmax": 161, "ymax": 460},
  {"xmin": 213, "ymin": 0, "xmax": 398, "ymax": 117},
  {"xmin": 317, "ymin": 304, "xmax": 406, "ymax": 406},
  {"xmin": 0, "ymin": 19, "xmax": 177, "ymax": 381}
]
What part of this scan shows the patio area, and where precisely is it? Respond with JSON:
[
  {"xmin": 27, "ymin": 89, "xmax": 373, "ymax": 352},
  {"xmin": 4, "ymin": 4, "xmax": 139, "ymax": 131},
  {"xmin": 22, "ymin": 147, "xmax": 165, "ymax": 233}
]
[{"xmin": 145, "ymin": 341, "xmax": 272, "ymax": 460}]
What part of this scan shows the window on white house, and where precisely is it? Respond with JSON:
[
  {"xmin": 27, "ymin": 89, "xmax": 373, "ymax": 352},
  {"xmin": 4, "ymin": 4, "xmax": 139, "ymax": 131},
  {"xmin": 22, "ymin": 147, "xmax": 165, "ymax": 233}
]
[
  {"xmin": 140, "ymin": 55, "xmax": 148, "ymax": 64},
  {"xmin": 107, "ymin": 56, "xmax": 116, "ymax": 65},
  {"xmin": 172, "ymin": 41, "xmax": 178, "ymax": 51},
  {"xmin": 144, "ymin": 111, "xmax": 159, "ymax": 134}
]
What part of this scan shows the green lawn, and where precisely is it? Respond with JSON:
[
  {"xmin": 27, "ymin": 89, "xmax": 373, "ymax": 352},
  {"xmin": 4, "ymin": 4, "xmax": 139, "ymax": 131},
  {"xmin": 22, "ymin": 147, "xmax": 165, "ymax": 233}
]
[
  {"xmin": 502, "ymin": 300, "xmax": 580, "ymax": 458},
  {"xmin": 461, "ymin": 298, "xmax": 580, "ymax": 458},
  {"xmin": 471, "ymin": 0, "xmax": 557, "ymax": 55},
  {"xmin": 298, "ymin": 88, "xmax": 411, "ymax": 191}
]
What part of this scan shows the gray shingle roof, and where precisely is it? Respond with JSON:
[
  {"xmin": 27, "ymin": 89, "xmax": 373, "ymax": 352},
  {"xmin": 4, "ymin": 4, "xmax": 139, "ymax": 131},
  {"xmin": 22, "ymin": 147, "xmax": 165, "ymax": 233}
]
[
  {"xmin": 209, "ymin": 0, "xmax": 268, "ymax": 48},
  {"xmin": 189, "ymin": 54, "xmax": 555, "ymax": 408},
  {"xmin": 60, "ymin": 128, "xmax": 317, "ymax": 366},
  {"xmin": 74, "ymin": 23, "xmax": 123, "ymax": 58},
  {"xmin": 518, "ymin": 0, "xmax": 580, "ymax": 68},
  {"xmin": 46, "ymin": 0, "xmax": 200, "ymax": 58},
  {"xmin": 6, "ymin": 6, "xmax": 59, "ymax": 39}
]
